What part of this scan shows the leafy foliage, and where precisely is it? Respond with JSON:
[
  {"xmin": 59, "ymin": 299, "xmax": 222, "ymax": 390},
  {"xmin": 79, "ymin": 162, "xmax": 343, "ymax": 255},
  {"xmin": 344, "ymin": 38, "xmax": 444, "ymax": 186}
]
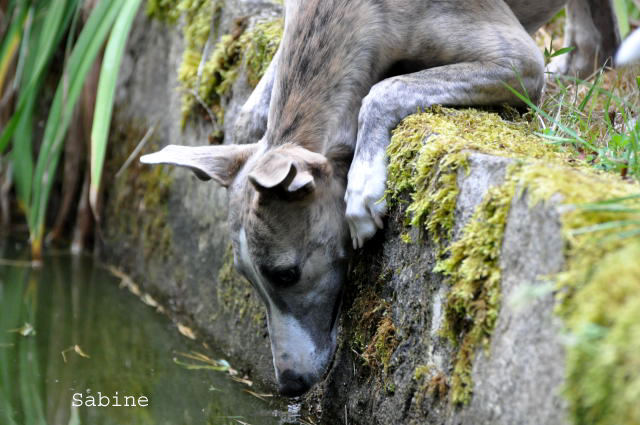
[{"xmin": 0, "ymin": 0, "xmax": 142, "ymax": 258}]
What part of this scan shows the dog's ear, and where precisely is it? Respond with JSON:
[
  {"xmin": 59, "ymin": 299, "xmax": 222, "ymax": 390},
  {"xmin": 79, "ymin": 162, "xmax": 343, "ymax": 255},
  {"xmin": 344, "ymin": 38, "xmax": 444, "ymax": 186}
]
[
  {"xmin": 248, "ymin": 146, "xmax": 330, "ymax": 199},
  {"xmin": 140, "ymin": 144, "xmax": 258, "ymax": 187}
]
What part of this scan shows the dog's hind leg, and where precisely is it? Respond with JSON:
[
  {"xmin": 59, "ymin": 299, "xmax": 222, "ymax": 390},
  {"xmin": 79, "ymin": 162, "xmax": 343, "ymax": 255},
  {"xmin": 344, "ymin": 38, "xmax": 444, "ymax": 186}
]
[
  {"xmin": 345, "ymin": 10, "xmax": 545, "ymax": 248},
  {"xmin": 231, "ymin": 45, "xmax": 281, "ymax": 144},
  {"xmin": 546, "ymin": 0, "xmax": 620, "ymax": 78}
]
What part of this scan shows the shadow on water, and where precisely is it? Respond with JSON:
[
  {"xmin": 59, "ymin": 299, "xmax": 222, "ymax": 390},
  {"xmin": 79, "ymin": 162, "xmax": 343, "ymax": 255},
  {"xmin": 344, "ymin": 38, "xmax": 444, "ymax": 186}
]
[{"xmin": 0, "ymin": 238, "xmax": 297, "ymax": 425}]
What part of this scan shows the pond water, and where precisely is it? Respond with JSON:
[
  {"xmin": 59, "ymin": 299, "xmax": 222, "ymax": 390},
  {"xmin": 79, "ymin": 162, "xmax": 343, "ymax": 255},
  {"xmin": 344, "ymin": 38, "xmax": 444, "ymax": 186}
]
[{"xmin": 0, "ymin": 238, "xmax": 300, "ymax": 425}]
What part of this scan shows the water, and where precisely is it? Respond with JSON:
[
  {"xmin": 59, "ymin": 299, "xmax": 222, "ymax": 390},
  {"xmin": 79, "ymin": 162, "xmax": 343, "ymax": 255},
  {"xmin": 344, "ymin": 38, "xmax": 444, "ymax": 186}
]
[{"xmin": 0, "ymin": 239, "xmax": 297, "ymax": 425}]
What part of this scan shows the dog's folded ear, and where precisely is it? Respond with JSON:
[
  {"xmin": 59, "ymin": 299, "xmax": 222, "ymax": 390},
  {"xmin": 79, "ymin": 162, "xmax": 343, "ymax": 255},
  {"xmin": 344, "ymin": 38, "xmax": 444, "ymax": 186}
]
[
  {"xmin": 248, "ymin": 146, "xmax": 330, "ymax": 200},
  {"xmin": 140, "ymin": 144, "xmax": 258, "ymax": 187}
]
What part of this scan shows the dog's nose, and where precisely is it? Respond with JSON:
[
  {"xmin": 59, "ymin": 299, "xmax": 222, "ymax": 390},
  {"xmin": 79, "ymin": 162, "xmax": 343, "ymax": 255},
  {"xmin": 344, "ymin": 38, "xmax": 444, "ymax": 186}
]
[{"xmin": 277, "ymin": 369, "xmax": 311, "ymax": 397}]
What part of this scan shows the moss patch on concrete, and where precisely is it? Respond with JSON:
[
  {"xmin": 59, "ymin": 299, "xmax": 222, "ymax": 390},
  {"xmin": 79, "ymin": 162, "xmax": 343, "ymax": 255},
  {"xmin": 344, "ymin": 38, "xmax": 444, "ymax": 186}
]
[
  {"xmin": 562, "ymin": 241, "xmax": 640, "ymax": 425},
  {"xmin": 435, "ymin": 172, "xmax": 516, "ymax": 405},
  {"xmin": 386, "ymin": 106, "xmax": 640, "ymax": 419},
  {"xmin": 413, "ymin": 364, "xmax": 449, "ymax": 407},
  {"xmin": 347, "ymin": 261, "xmax": 399, "ymax": 380},
  {"xmin": 216, "ymin": 244, "xmax": 266, "ymax": 326},
  {"xmin": 178, "ymin": 17, "xmax": 283, "ymax": 125},
  {"xmin": 146, "ymin": 0, "xmax": 182, "ymax": 23},
  {"xmin": 386, "ymin": 107, "xmax": 564, "ymax": 404},
  {"xmin": 243, "ymin": 19, "xmax": 283, "ymax": 87},
  {"xmin": 387, "ymin": 106, "xmax": 563, "ymax": 249},
  {"xmin": 519, "ymin": 166, "xmax": 640, "ymax": 425},
  {"xmin": 146, "ymin": 0, "xmax": 283, "ymax": 125},
  {"xmin": 104, "ymin": 118, "xmax": 173, "ymax": 260}
]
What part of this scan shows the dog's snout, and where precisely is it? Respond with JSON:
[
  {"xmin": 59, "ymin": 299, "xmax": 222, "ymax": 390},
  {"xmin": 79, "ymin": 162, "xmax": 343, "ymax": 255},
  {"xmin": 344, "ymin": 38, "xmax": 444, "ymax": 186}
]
[{"xmin": 277, "ymin": 369, "xmax": 311, "ymax": 397}]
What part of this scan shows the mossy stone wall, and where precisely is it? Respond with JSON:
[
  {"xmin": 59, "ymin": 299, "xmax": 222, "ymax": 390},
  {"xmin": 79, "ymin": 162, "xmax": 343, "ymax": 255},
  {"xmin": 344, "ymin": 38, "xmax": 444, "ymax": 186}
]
[{"xmin": 101, "ymin": 3, "xmax": 640, "ymax": 425}]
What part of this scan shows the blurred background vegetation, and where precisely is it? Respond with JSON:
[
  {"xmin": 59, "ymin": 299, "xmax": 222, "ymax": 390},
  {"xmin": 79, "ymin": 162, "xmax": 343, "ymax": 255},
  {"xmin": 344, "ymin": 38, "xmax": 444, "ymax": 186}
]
[
  {"xmin": 0, "ymin": 0, "xmax": 639, "ymax": 261},
  {"xmin": 0, "ymin": 0, "xmax": 141, "ymax": 261}
]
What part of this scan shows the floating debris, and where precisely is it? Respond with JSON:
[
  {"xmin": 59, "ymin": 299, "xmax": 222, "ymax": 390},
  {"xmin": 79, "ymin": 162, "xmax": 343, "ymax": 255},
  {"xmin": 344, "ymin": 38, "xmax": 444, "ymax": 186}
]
[
  {"xmin": 242, "ymin": 389, "xmax": 272, "ymax": 402},
  {"xmin": 0, "ymin": 258, "xmax": 36, "ymax": 267},
  {"xmin": 176, "ymin": 323, "xmax": 196, "ymax": 340},
  {"xmin": 173, "ymin": 351, "xmax": 232, "ymax": 372},
  {"xmin": 141, "ymin": 293, "xmax": 159, "ymax": 308},
  {"xmin": 7, "ymin": 322, "xmax": 35, "ymax": 336},
  {"xmin": 61, "ymin": 345, "xmax": 91, "ymax": 363},
  {"xmin": 172, "ymin": 351, "xmax": 258, "ymax": 389},
  {"xmin": 231, "ymin": 376, "xmax": 253, "ymax": 387}
]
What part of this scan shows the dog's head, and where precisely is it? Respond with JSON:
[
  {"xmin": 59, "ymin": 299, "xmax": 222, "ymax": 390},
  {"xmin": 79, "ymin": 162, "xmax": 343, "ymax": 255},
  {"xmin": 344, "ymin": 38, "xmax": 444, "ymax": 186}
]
[{"xmin": 141, "ymin": 142, "xmax": 350, "ymax": 396}]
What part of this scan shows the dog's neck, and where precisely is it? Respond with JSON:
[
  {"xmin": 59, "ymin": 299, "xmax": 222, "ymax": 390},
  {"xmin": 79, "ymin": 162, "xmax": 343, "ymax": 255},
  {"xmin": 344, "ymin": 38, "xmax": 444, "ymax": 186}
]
[{"xmin": 264, "ymin": 1, "xmax": 387, "ymax": 156}]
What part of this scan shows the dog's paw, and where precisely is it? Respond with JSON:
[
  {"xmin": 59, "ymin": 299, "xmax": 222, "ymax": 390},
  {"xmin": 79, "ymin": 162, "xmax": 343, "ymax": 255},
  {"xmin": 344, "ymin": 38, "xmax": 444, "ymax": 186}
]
[
  {"xmin": 345, "ymin": 154, "xmax": 387, "ymax": 249},
  {"xmin": 545, "ymin": 55, "xmax": 571, "ymax": 76},
  {"xmin": 546, "ymin": 51, "xmax": 597, "ymax": 79},
  {"xmin": 545, "ymin": 41, "xmax": 599, "ymax": 79}
]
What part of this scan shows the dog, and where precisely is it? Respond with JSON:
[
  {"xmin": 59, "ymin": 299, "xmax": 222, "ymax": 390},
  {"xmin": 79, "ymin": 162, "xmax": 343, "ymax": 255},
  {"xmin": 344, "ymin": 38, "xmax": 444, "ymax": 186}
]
[
  {"xmin": 141, "ymin": 0, "xmax": 619, "ymax": 396},
  {"xmin": 616, "ymin": 27, "xmax": 640, "ymax": 67}
]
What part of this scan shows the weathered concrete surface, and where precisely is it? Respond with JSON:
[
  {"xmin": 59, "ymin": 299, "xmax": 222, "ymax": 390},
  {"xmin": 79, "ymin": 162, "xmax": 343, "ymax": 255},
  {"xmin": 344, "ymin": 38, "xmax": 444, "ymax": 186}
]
[
  {"xmin": 102, "ymin": 1, "xmax": 283, "ymax": 384},
  {"xmin": 102, "ymin": 4, "xmax": 571, "ymax": 425},
  {"xmin": 305, "ymin": 154, "xmax": 568, "ymax": 424}
]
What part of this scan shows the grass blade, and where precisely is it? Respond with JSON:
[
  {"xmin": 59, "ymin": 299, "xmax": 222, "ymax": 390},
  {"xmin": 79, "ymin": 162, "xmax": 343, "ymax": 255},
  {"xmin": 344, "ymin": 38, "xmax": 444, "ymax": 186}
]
[
  {"xmin": 0, "ymin": 0, "xmax": 79, "ymax": 154},
  {"xmin": 10, "ymin": 94, "xmax": 35, "ymax": 213},
  {"xmin": 90, "ymin": 0, "xmax": 143, "ymax": 215},
  {"xmin": 578, "ymin": 194, "xmax": 640, "ymax": 206},
  {"xmin": 28, "ymin": 0, "xmax": 124, "ymax": 257},
  {"xmin": 0, "ymin": 3, "xmax": 27, "ymax": 94},
  {"xmin": 504, "ymin": 81, "xmax": 597, "ymax": 151},
  {"xmin": 570, "ymin": 219, "xmax": 640, "ymax": 235},
  {"xmin": 614, "ymin": 0, "xmax": 630, "ymax": 37}
]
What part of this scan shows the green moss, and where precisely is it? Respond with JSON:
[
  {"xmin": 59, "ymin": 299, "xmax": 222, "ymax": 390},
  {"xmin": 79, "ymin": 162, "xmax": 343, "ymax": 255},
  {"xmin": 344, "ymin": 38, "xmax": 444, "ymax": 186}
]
[
  {"xmin": 105, "ymin": 118, "xmax": 173, "ymax": 260},
  {"xmin": 562, "ymin": 242, "xmax": 640, "ymax": 425},
  {"xmin": 414, "ymin": 365, "xmax": 432, "ymax": 381},
  {"xmin": 386, "ymin": 107, "xmax": 564, "ymax": 404},
  {"xmin": 513, "ymin": 166, "xmax": 640, "ymax": 425},
  {"xmin": 387, "ymin": 106, "xmax": 561, "ymax": 249},
  {"xmin": 177, "ymin": 15, "xmax": 283, "ymax": 125},
  {"xmin": 347, "ymin": 264, "xmax": 399, "ymax": 376},
  {"xmin": 146, "ymin": 0, "xmax": 284, "ymax": 127},
  {"xmin": 413, "ymin": 364, "xmax": 449, "ymax": 407},
  {"xmin": 216, "ymin": 244, "xmax": 266, "ymax": 326},
  {"xmin": 244, "ymin": 19, "xmax": 283, "ymax": 87},
  {"xmin": 146, "ymin": 0, "xmax": 182, "ymax": 23},
  {"xmin": 434, "ymin": 171, "xmax": 517, "ymax": 405},
  {"xmin": 145, "ymin": 1, "xmax": 283, "ymax": 125},
  {"xmin": 362, "ymin": 315, "xmax": 398, "ymax": 374},
  {"xmin": 385, "ymin": 106, "xmax": 640, "ymax": 415}
]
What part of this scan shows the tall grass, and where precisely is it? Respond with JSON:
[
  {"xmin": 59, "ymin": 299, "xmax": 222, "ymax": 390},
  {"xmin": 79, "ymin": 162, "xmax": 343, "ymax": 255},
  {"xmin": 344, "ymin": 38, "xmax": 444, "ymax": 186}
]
[
  {"xmin": 511, "ymin": 2, "xmax": 640, "ymax": 238},
  {"xmin": 614, "ymin": 0, "xmax": 640, "ymax": 37},
  {"xmin": 509, "ymin": 69, "xmax": 640, "ymax": 181},
  {"xmin": 508, "ymin": 69, "xmax": 640, "ymax": 238},
  {"xmin": 0, "ymin": 0, "xmax": 143, "ymax": 260}
]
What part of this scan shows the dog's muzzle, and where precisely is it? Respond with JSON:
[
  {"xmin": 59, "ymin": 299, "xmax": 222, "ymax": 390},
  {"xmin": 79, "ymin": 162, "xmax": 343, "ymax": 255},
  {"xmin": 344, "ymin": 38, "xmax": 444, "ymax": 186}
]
[{"xmin": 277, "ymin": 369, "xmax": 313, "ymax": 397}]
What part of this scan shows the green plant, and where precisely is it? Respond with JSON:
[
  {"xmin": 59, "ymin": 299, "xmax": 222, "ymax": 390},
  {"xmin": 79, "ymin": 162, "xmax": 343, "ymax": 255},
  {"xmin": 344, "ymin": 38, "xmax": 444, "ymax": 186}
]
[
  {"xmin": 614, "ymin": 0, "xmax": 640, "ymax": 37},
  {"xmin": 0, "ymin": 0, "xmax": 142, "ymax": 259},
  {"xmin": 90, "ymin": 0, "xmax": 143, "ymax": 212},
  {"xmin": 506, "ymin": 68, "xmax": 640, "ymax": 182}
]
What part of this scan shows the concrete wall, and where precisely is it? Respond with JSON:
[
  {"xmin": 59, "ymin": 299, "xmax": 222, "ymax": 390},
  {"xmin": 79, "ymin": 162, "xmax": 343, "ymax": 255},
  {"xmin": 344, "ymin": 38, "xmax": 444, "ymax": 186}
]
[{"xmin": 101, "ymin": 3, "xmax": 640, "ymax": 424}]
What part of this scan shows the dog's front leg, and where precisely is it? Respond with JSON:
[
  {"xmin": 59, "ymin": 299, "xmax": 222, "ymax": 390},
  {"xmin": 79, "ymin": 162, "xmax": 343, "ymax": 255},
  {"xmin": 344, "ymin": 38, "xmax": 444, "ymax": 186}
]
[
  {"xmin": 546, "ymin": 0, "xmax": 620, "ymax": 77},
  {"xmin": 346, "ymin": 55, "xmax": 544, "ymax": 248},
  {"xmin": 231, "ymin": 45, "xmax": 281, "ymax": 144}
]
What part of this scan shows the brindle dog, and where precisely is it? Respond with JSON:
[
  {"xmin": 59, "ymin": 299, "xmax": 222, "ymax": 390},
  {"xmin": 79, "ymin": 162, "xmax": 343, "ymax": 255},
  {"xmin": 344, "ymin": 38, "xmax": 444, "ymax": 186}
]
[{"xmin": 141, "ymin": 0, "xmax": 619, "ymax": 396}]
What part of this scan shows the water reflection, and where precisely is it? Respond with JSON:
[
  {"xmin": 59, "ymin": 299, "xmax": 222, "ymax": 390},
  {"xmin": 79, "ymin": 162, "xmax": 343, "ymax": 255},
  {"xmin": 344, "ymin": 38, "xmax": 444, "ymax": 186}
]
[{"xmin": 0, "ymin": 240, "xmax": 293, "ymax": 425}]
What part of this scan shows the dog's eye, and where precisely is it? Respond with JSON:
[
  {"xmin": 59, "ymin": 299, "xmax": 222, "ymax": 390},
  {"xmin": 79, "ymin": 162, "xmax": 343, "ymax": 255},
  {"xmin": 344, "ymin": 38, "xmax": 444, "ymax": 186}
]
[{"xmin": 262, "ymin": 266, "xmax": 300, "ymax": 287}]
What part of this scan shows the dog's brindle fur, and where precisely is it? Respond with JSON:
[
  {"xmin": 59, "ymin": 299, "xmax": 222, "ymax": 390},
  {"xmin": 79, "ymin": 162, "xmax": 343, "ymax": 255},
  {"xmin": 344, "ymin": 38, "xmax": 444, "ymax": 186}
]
[{"xmin": 141, "ymin": 0, "xmax": 619, "ymax": 396}]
